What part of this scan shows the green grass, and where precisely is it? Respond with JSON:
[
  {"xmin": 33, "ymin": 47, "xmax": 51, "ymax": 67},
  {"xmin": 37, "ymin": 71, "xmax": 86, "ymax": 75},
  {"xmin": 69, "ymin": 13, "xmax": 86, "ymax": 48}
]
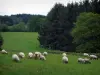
[
  {"xmin": 0, "ymin": 32, "xmax": 100, "ymax": 75},
  {"xmin": 0, "ymin": 53, "xmax": 100, "ymax": 75},
  {"xmin": 1, "ymin": 32, "xmax": 47, "ymax": 52}
]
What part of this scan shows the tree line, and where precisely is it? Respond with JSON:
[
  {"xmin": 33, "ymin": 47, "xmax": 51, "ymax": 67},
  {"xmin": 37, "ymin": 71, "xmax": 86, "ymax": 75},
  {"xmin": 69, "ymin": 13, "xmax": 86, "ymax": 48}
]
[
  {"xmin": 0, "ymin": 14, "xmax": 46, "ymax": 32},
  {"xmin": 38, "ymin": 0, "xmax": 100, "ymax": 52}
]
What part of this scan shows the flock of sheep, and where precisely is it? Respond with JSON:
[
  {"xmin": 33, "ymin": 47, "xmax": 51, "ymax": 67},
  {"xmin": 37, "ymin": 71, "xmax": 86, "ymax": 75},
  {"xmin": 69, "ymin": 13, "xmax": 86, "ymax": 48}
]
[
  {"xmin": 78, "ymin": 53, "xmax": 98, "ymax": 64},
  {"xmin": 0, "ymin": 49, "xmax": 48, "ymax": 62},
  {"xmin": 0, "ymin": 49, "xmax": 98, "ymax": 64}
]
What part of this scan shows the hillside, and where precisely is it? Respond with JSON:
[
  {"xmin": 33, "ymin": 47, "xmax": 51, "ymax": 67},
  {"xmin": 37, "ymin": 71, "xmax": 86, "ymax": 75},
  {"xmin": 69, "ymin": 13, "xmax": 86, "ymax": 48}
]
[{"xmin": 1, "ymin": 32, "xmax": 46, "ymax": 52}]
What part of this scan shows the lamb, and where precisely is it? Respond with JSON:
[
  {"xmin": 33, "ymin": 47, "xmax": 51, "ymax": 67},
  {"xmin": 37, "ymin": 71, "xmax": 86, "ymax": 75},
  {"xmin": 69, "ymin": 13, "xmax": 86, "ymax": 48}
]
[
  {"xmin": 39, "ymin": 54, "xmax": 46, "ymax": 60},
  {"xmin": 18, "ymin": 52, "xmax": 25, "ymax": 58},
  {"xmin": 43, "ymin": 52, "xmax": 48, "ymax": 56},
  {"xmin": 62, "ymin": 56, "xmax": 68, "ymax": 64},
  {"xmin": 90, "ymin": 55, "xmax": 98, "ymax": 60},
  {"xmin": 1, "ymin": 49, "xmax": 8, "ymax": 54},
  {"xmin": 62, "ymin": 53, "xmax": 67, "ymax": 57},
  {"xmin": 83, "ymin": 53, "xmax": 89, "ymax": 57},
  {"xmin": 12, "ymin": 54, "xmax": 20, "ymax": 62},
  {"xmin": 28, "ymin": 52, "xmax": 34, "ymax": 58}
]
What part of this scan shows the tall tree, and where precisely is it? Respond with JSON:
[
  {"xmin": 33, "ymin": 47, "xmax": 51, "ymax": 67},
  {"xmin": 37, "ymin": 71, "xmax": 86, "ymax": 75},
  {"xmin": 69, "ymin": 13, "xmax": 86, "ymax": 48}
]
[{"xmin": 38, "ymin": 3, "xmax": 74, "ymax": 51}]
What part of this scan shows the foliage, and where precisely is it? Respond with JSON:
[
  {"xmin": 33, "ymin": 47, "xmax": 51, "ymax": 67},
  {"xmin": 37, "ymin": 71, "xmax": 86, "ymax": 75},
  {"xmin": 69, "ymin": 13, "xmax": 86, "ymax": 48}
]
[
  {"xmin": 0, "ymin": 34, "xmax": 3, "ymax": 50},
  {"xmin": 0, "ymin": 24, "xmax": 9, "ymax": 32},
  {"xmin": 71, "ymin": 12, "xmax": 100, "ymax": 53},
  {"xmin": 0, "ymin": 16, "xmax": 13, "ymax": 26},
  {"xmin": 38, "ymin": 0, "xmax": 100, "ymax": 52},
  {"xmin": 8, "ymin": 22, "xmax": 27, "ymax": 32},
  {"xmin": 28, "ymin": 15, "xmax": 46, "ymax": 32},
  {"xmin": 38, "ymin": 3, "xmax": 75, "ymax": 51}
]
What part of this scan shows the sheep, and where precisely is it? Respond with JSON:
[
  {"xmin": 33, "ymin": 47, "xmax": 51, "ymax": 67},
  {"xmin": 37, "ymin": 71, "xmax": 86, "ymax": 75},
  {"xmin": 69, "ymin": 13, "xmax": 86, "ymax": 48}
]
[
  {"xmin": 90, "ymin": 55, "xmax": 98, "ymax": 60},
  {"xmin": 39, "ymin": 54, "xmax": 46, "ymax": 60},
  {"xmin": 43, "ymin": 52, "xmax": 48, "ymax": 56},
  {"xmin": 84, "ymin": 58, "xmax": 91, "ymax": 64},
  {"xmin": 78, "ymin": 58, "xmax": 85, "ymax": 64},
  {"xmin": 83, "ymin": 53, "xmax": 89, "ymax": 57},
  {"xmin": 28, "ymin": 52, "xmax": 34, "ymax": 58},
  {"xmin": 34, "ymin": 52, "xmax": 41, "ymax": 59},
  {"xmin": 12, "ymin": 54, "xmax": 20, "ymax": 62},
  {"xmin": 78, "ymin": 58, "xmax": 91, "ymax": 64},
  {"xmin": 1, "ymin": 49, "xmax": 8, "ymax": 54},
  {"xmin": 18, "ymin": 52, "xmax": 25, "ymax": 58},
  {"xmin": 62, "ymin": 53, "xmax": 67, "ymax": 57},
  {"xmin": 62, "ymin": 56, "xmax": 68, "ymax": 64}
]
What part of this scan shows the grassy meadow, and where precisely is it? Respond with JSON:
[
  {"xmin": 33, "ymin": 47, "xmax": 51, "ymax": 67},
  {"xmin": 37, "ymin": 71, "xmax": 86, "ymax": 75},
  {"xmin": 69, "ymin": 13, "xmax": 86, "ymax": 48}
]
[
  {"xmin": 0, "ymin": 32, "xmax": 100, "ymax": 75},
  {"xmin": 1, "ymin": 32, "xmax": 46, "ymax": 52}
]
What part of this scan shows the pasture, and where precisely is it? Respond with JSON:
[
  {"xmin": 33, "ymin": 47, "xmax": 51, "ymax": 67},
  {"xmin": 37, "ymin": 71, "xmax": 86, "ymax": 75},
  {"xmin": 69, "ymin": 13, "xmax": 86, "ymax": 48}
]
[
  {"xmin": 0, "ymin": 32, "xmax": 100, "ymax": 75},
  {"xmin": 1, "ymin": 32, "xmax": 47, "ymax": 52}
]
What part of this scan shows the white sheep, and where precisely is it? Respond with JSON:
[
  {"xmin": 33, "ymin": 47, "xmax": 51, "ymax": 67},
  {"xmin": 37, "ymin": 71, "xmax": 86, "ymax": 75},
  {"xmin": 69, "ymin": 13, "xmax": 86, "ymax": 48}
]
[
  {"xmin": 84, "ymin": 58, "xmax": 91, "ymax": 64},
  {"xmin": 12, "ymin": 54, "xmax": 20, "ymax": 62},
  {"xmin": 90, "ymin": 55, "xmax": 98, "ymax": 60},
  {"xmin": 43, "ymin": 52, "xmax": 48, "ymax": 56},
  {"xmin": 78, "ymin": 58, "xmax": 85, "ymax": 64},
  {"xmin": 78, "ymin": 58, "xmax": 91, "ymax": 64},
  {"xmin": 19, "ymin": 52, "xmax": 25, "ymax": 58},
  {"xmin": 28, "ymin": 52, "xmax": 34, "ymax": 58},
  {"xmin": 1, "ymin": 49, "xmax": 8, "ymax": 54},
  {"xmin": 34, "ymin": 51, "xmax": 41, "ymax": 59},
  {"xmin": 62, "ymin": 53, "xmax": 67, "ymax": 57},
  {"xmin": 62, "ymin": 56, "xmax": 68, "ymax": 64},
  {"xmin": 83, "ymin": 53, "xmax": 89, "ymax": 57},
  {"xmin": 39, "ymin": 54, "xmax": 46, "ymax": 60}
]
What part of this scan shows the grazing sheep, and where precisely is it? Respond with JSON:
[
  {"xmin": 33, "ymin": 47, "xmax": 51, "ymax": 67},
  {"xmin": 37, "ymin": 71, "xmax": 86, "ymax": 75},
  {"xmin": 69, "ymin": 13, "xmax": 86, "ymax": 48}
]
[
  {"xmin": 83, "ymin": 53, "xmax": 89, "ymax": 57},
  {"xmin": 78, "ymin": 58, "xmax": 85, "ymax": 64},
  {"xmin": 1, "ymin": 49, "xmax": 8, "ymax": 54},
  {"xmin": 12, "ymin": 54, "xmax": 20, "ymax": 62},
  {"xmin": 62, "ymin": 56, "xmax": 68, "ymax": 64},
  {"xmin": 34, "ymin": 52, "xmax": 41, "ymax": 59},
  {"xmin": 84, "ymin": 58, "xmax": 91, "ymax": 64},
  {"xmin": 62, "ymin": 53, "xmax": 67, "ymax": 57},
  {"xmin": 28, "ymin": 52, "xmax": 34, "ymax": 58},
  {"xmin": 19, "ymin": 52, "xmax": 25, "ymax": 58},
  {"xmin": 43, "ymin": 52, "xmax": 48, "ymax": 56},
  {"xmin": 90, "ymin": 55, "xmax": 98, "ymax": 60},
  {"xmin": 39, "ymin": 54, "xmax": 46, "ymax": 60},
  {"xmin": 78, "ymin": 58, "xmax": 91, "ymax": 64}
]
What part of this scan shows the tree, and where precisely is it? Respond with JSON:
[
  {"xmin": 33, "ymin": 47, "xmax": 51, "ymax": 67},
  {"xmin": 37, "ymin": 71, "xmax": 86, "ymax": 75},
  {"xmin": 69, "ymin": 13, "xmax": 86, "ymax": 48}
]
[
  {"xmin": 0, "ymin": 24, "xmax": 9, "ymax": 32},
  {"xmin": 9, "ymin": 22, "xmax": 27, "ymax": 32},
  {"xmin": 38, "ymin": 3, "xmax": 74, "ymax": 51},
  {"xmin": 71, "ymin": 12, "xmax": 100, "ymax": 53},
  {"xmin": 0, "ymin": 34, "xmax": 3, "ymax": 50},
  {"xmin": 28, "ymin": 15, "xmax": 46, "ymax": 32}
]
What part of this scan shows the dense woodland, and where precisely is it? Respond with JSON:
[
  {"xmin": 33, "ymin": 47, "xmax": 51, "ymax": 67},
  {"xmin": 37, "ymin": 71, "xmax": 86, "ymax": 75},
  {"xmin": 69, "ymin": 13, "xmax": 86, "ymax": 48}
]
[
  {"xmin": 0, "ymin": 0, "xmax": 100, "ymax": 52},
  {"xmin": 0, "ymin": 14, "xmax": 46, "ymax": 32}
]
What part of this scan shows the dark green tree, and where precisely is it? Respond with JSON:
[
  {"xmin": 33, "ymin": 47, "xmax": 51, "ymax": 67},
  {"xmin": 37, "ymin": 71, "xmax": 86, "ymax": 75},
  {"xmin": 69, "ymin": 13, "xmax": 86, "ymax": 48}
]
[
  {"xmin": 9, "ymin": 22, "xmax": 27, "ymax": 32},
  {"xmin": 0, "ymin": 34, "xmax": 3, "ymax": 50},
  {"xmin": 0, "ymin": 24, "xmax": 9, "ymax": 32},
  {"xmin": 28, "ymin": 15, "xmax": 46, "ymax": 32},
  {"xmin": 38, "ymin": 3, "xmax": 74, "ymax": 51}
]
